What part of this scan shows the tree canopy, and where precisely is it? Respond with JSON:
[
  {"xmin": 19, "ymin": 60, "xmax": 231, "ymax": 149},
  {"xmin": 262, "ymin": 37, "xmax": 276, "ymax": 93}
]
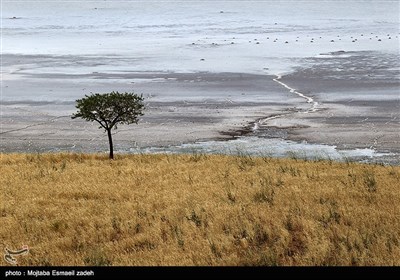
[{"xmin": 72, "ymin": 91, "xmax": 145, "ymax": 159}]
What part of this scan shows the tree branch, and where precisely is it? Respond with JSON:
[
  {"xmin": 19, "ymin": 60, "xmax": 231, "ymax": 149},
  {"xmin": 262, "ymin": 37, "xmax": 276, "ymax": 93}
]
[{"xmin": 94, "ymin": 119, "xmax": 107, "ymax": 130}]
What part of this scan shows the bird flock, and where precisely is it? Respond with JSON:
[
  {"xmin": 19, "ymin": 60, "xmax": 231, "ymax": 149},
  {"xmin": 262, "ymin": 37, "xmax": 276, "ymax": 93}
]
[{"xmin": 191, "ymin": 32, "xmax": 397, "ymax": 48}]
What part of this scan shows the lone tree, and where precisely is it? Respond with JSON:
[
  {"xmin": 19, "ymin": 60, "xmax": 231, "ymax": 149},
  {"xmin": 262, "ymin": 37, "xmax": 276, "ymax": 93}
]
[{"xmin": 72, "ymin": 91, "xmax": 145, "ymax": 159}]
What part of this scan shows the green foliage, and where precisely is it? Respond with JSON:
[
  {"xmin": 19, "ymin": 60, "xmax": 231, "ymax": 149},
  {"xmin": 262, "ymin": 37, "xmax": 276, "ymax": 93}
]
[
  {"xmin": 71, "ymin": 91, "xmax": 145, "ymax": 159},
  {"xmin": 72, "ymin": 91, "xmax": 145, "ymax": 131}
]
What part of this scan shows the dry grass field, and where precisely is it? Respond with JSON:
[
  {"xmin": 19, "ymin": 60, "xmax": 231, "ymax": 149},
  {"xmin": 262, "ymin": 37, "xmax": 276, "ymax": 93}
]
[{"xmin": 1, "ymin": 153, "xmax": 399, "ymax": 266}]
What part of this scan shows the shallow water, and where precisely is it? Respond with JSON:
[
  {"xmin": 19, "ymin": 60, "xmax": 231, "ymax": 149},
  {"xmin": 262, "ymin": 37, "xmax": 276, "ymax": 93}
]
[
  {"xmin": 3, "ymin": 0, "xmax": 399, "ymax": 77},
  {"xmin": 128, "ymin": 136, "xmax": 394, "ymax": 164},
  {"xmin": 2, "ymin": 1, "xmax": 399, "ymax": 163}
]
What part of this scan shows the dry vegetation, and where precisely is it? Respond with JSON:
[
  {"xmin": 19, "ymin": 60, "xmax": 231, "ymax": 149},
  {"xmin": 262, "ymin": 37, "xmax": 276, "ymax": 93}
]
[{"xmin": 1, "ymin": 153, "xmax": 399, "ymax": 266}]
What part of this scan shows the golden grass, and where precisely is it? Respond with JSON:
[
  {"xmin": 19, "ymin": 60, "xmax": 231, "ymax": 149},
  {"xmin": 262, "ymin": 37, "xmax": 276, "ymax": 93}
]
[{"xmin": 1, "ymin": 153, "xmax": 399, "ymax": 266}]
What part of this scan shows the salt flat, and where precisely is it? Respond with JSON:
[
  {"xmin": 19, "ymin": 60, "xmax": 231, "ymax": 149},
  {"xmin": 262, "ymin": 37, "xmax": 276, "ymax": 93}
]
[{"xmin": 1, "ymin": 0, "xmax": 399, "ymax": 163}]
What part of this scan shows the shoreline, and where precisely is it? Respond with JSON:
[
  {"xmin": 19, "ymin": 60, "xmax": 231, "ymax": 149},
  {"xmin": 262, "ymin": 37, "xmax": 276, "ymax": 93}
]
[{"xmin": 1, "ymin": 51, "xmax": 399, "ymax": 164}]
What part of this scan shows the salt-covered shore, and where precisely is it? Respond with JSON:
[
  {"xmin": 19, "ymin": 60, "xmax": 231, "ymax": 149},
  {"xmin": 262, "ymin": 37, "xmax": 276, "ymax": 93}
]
[
  {"xmin": 1, "ymin": 51, "xmax": 398, "ymax": 163},
  {"xmin": 1, "ymin": 1, "xmax": 399, "ymax": 163}
]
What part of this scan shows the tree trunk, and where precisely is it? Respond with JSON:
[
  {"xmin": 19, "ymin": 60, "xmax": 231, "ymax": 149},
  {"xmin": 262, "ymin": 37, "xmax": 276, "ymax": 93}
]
[{"xmin": 107, "ymin": 129, "xmax": 114, "ymax": 159}]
